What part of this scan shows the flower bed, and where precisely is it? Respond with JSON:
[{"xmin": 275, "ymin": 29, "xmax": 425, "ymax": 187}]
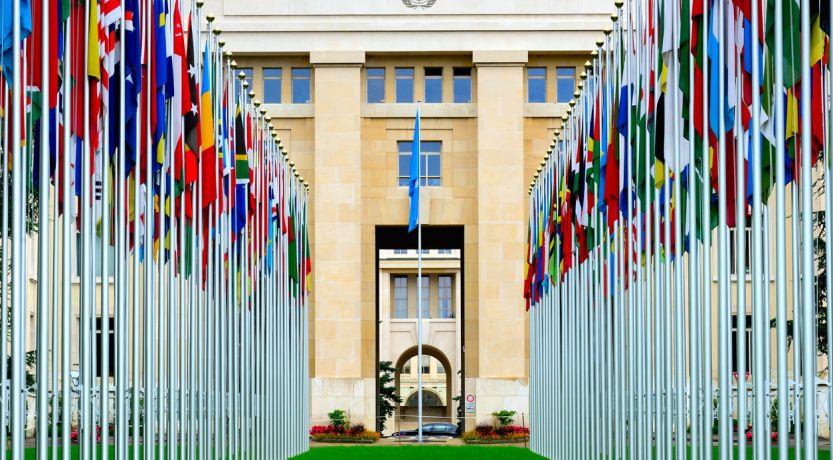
[
  {"xmin": 309, "ymin": 424, "xmax": 381, "ymax": 443},
  {"xmin": 462, "ymin": 425, "xmax": 529, "ymax": 444}
]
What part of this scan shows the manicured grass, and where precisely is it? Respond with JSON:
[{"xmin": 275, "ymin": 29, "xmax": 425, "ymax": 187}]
[{"xmin": 292, "ymin": 446, "xmax": 544, "ymax": 459}]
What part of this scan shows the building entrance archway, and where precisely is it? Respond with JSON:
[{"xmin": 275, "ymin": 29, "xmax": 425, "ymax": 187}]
[{"xmin": 393, "ymin": 345, "xmax": 455, "ymax": 431}]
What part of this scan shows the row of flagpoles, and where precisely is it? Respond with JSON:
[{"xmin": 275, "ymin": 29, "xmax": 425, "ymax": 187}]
[
  {"xmin": 0, "ymin": 0, "xmax": 312, "ymax": 458},
  {"xmin": 526, "ymin": 0, "xmax": 831, "ymax": 457}
]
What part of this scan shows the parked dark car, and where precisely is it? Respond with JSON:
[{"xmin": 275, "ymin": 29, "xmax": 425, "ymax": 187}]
[{"xmin": 391, "ymin": 423, "xmax": 461, "ymax": 438}]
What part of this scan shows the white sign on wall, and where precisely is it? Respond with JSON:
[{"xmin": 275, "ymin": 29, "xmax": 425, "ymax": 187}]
[{"xmin": 465, "ymin": 394, "xmax": 475, "ymax": 413}]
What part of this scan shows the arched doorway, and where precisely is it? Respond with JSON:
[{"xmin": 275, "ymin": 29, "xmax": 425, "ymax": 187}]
[{"xmin": 393, "ymin": 345, "xmax": 455, "ymax": 431}]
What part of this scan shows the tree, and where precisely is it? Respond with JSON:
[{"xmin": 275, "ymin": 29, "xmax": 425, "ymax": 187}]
[
  {"xmin": 377, "ymin": 361, "xmax": 402, "ymax": 432},
  {"xmin": 769, "ymin": 164, "xmax": 828, "ymax": 371},
  {"xmin": 0, "ymin": 161, "xmax": 40, "ymax": 389}
]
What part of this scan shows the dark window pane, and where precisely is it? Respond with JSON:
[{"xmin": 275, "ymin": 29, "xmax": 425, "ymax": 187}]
[
  {"xmin": 529, "ymin": 80, "xmax": 546, "ymax": 102},
  {"xmin": 528, "ymin": 67, "xmax": 546, "ymax": 103},
  {"xmin": 453, "ymin": 77, "xmax": 471, "ymax": 103},
  {"xmin": 426, "ymin": 156, "xmax": 441, "ymax": 176},
  {"xmin": 396, "ymin": 68, "xmax": 414, "ymax": 103},
  {"xmin": 556, "ymin": 67, "xmax": 575, "ymax": 77},
  {"xmin": 239, "ymin": 68, "xmax": 253, "ymax": 91},
  {"xmin": 425, "ymin": 81, "xmax": 443, "ymax": 103},
  {"xmin": 396, "ymin": 79, "xmax": 414, "ymax": 103},
  {"xmin": 399, "ymin": 154, "xmax": 410, "ymax": 177},
  {"xmin": 399, "ymin": 141, "xmax": 413, "ymax": 153},
  {"xmin": 292, "ymin": 68, "xmax": 311, "ymax": 104},
  {"xmin": 368, "ymin": 79, "xmax": 385, "ymax": 103},
  {"xmin": 453, "ymin": 67, "xmax": 472, "ymax": 103},
  {"xmin": 556, "ymin": 67, "xmax": 575, "ymax": 104},
  {"xmin": 263, "ymin": 68, "xmax": 282, "ymax": 104},
  {"xmin": 423, "ymin": 141, "xmax": 441, "ymax": 153},
  {"xmin": 367, "ymin": 67, "xmax": 385, "ymax": 103},
  {"xmin": 425, "ymin": 67, "xmax": 442, "ymax": 77}
]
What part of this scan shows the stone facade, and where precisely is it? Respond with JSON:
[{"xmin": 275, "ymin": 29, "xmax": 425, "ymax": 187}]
[{"xmin": 202, "ymin": 0, "xmax": 608, "ymax": 431}]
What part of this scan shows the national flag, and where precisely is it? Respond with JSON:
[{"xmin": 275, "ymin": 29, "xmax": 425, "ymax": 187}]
[
  {"xmin": 408, "ymin": 108, "xmax": 420, "ymax": 233},
  {"xmin": 200, "ymin": 41, "xmax": 217, "ymax": 208}
]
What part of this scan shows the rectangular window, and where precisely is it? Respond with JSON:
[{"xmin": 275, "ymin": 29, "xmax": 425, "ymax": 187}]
[
  {"xmin": 424, "ymin": 67, "xmax": 443, "ymax": 103},
  {"xmin": 439, "ymin": 276, "xmax": 452, "ymax": 319},
  {"xmin": 528, "ymin": 67, "xmax": 547, "ymax": 103},
  {"xmin": 438, "ymin": 249, "xmax": 452, "ymax": 255},
  {"xmin": 419, "ymin": 275, "xmax": 430, "ymax": 318},
  {"xmin": 453, "ymin": 68, "xmax": 472, "ymax": 103},
  {"xmin": 437, "ymin": 362, "xmax": 445, "ymax": 374},
  {"xmin": 731, "ymin": 314, "xmax": 753, "ymax": 375},
  {"xmin": 239, "ymin": 67, "xmax": 253, "ymax": 91},
  {"xmin": 556, "ymin": 67, "xmax": 576, "ymax": 103},
  {"xmin": 397, "ymin": 141, "xmax": 442, "ymax": 187},
  {"xmin": 393, "ymin": 249, "xmax": 408, "ymax": 255},
  {"xmin": 394, "ymin": 276, "xmax": 409, "ymax": 319},
  {"xmin": 95, "ymin": 317, "xmax": 116, "ymax": 378},
  {"xmin": 292, "ymin": 67, "xmax": 311, "ymax": 104},
  {"xmin": 729, "ymin": 216, "xmax": 752, "ymax": 276},
  {"xmin": 395, "ymin": 67, "xmax": 415, "ymax": 103},
  {"xmin": 367, "ymin": 67, "xmax": 385, "ymax": 103},
  {"xmin": 263, "ymin": 67, "xmax": 282, "ymax": 104}
]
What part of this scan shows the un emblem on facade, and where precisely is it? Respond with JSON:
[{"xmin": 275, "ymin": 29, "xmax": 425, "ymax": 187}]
[{"xmin": 402, "ymin": 0, "xmax": 437, "ymax": 8}]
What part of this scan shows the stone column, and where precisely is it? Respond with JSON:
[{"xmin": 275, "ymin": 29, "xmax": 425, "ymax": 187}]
[
  {"xmin": 471, "ymin": 50, "xmax": 529, "ymax": 426},
  {"xmin": 309, "ymin": 51, "xmax": 375, "ymax": 428}
]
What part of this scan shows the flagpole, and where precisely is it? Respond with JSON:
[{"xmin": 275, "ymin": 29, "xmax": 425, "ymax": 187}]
[
  {"xmin": 36, "ymin": 0, "xmax": 51, "ymax": 455},
  {"xmin": 750, "ymin": 0, "xmax": 765, "ymax": 450},
  {"xmin": 9, "ymin": 0, "xmax": 24, "ymax": 455},
  {"xmin": 416, "ymin": 100, "xmax": 423, "ymax": 444},
  {"xmin": 798, "ymin": 0, "xmax": 816, "ymax": 450}
]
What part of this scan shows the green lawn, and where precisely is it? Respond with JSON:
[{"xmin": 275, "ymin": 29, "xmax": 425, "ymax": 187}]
[
  {"xmin": 293, "ymin": 446, "xmax": 833, "ymax": 460},
  {"xmin": 292, "ymin": 446, "xmax": 544, "ymax": 459}
]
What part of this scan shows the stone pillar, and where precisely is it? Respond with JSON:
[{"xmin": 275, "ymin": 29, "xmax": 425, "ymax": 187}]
[
  {"xmin": 309, "ymin": 51, "xmax": 375, "ymax": 428},
  {"xmin": 471, "ymin": 50, "xmax": 529, "ymax": 427}
]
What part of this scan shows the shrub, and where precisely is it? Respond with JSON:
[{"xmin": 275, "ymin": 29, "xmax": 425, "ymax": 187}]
[
  {"xmin": 463, "ymin": 425, "xmax": 528, "ymax": 442},
  {"xmin": 328, "ymin": 409, "xmax": 348, "ymax": 430},
  {"xmin": 491, "ymin": 410, "xmax": 516, "ymax": 427},
  {"xmin": 309, "ymin": 424, "xmax": 380, "ymax": 442},
  {"xmin": 475, "ymin": 423, "xmax": 495, "ymax": 436}
]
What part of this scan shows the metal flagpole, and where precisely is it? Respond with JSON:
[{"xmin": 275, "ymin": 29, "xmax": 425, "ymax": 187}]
[
  {"xmin": 60, "ymin": 13, "xmax": 73, "ymax": 459},
  {"xmin": 417, "ymin": 101, "xmax": 424, "ymax": 443},
  {"xmin": 51, "ymin": 90, "xmax": 60, "ymax": 460},
  {"xmin": 10, "ymin": 0, "xmax": 25, "ymax": 455},
  {"xmin": 686, "ymin": 0, "xmax": 700, "ymax": 450},
  {"xmin": 828, "ymin": 0, "xmax": 833, "ymax": 453},
  {"xmin": 116, "ymin": 4, "xmax": 127, "ymax": 456},
  {"xmin": 716, "ymin": 0, "xmax": 732, "ymax": 457},
  {"xmin": 798, "ymin": 0, "xmax": 816, "ymax": 452},
  {"xmin": 36, "ymin": 0, "xmax": 51, "ymax": 454},
  {"xmin": 750, "ymin": 0, "xmax": 765, "ymax": 452},
  {"xmin": 700, "ymin": 0, "xmax": 713, "ymax": 453},
  {"xmin": 734, "ymin": 27, "xmax": 748, "ymax": 460},
  {"xmin": 1, "ymin": 83, "xmax": 8, "ymax": 460}
]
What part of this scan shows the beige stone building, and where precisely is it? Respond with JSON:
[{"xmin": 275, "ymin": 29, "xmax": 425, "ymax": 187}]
[{"xmin": 202, "ymin": 0, "xmax": 610, "ymax": 432}]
